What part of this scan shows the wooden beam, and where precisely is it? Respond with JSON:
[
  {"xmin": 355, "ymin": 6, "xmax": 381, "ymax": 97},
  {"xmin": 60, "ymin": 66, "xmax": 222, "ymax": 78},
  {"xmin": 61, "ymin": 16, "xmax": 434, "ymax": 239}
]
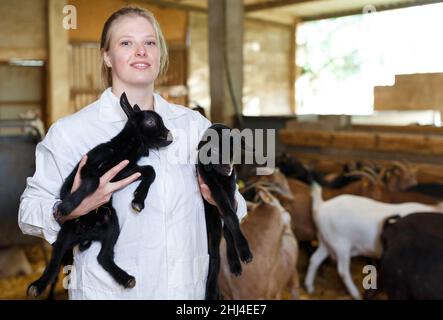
[
  {"xmin": 47, "ymin": 0, "xmax": 70, "ymax": 125},
  {"xmin": 280, "ymin": 128, "xmax": 443, "ymax": 156},
  {"xmin": 139, "ymin": 0, "xmax": 207, "ymax": 12},
  {"xmin": 289, "ymin": 18, "xmax": 299, "ymax": 114},
  {"xmin": 302, "ymin": 0, "xmax": 443, "ymax": 22},
  {"xmin": 245, "ymin": 0, "xmax": 317, "ymax": 12},
  {"xmin": 208, "ymin": 0, "xmax": 244, "ymax": 126}
]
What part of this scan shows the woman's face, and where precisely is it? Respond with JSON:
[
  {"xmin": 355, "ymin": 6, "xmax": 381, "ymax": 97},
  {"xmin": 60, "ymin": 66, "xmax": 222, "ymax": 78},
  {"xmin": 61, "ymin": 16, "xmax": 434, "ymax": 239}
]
[{"xmin": 104, "ymin": 16, "xmax": 160, "ymax": 89}]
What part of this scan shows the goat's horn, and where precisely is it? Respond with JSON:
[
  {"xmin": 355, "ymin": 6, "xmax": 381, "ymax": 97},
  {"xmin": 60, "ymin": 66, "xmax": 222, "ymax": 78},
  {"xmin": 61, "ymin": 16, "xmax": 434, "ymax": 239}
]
[
  {"xmin": 362, "ymin": 166, "xmax": 379, "ymax": 178},
  {"xmin": 345, "ymin": 170, "xmax": 378, "ymax": 185},
  {"xmin": 392, "ymin": 160, "xmax": 409, "ymax": 172}
]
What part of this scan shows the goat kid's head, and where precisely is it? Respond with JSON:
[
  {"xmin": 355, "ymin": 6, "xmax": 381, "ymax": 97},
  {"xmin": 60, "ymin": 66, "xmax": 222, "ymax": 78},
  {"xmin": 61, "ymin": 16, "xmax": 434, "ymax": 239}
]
[
  {"xmin": 120, "ymin": 92, "xmax": 172, "ymax": 148},
  {"xmin": 198, "ymin": 123, "xmax": 254, "ymax": 176}
]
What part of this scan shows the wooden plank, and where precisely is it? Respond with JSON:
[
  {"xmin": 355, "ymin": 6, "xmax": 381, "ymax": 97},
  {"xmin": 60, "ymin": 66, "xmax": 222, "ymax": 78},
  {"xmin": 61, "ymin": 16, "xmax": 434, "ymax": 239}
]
[
  {"xmin": 280, "ymin": 128, "xmax": 443, "ymax": 156},
  {"xmin": 245, "ymin": 0, "xmax": 316, "ymax": 12},
  {"xmin": 351, "ymin": 124, "xmax": 443, "ymax": 135},
  {"xmin": 332, "ymin": 131, "xmax": 376, "ymax": 150},
  {"xmin": 280, "ymin": 128, "xmax": 332, "ymax": 147}
]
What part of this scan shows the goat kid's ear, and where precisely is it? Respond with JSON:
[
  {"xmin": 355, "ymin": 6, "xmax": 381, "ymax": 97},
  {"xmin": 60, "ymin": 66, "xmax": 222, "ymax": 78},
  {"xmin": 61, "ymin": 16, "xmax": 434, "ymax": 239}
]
[
  {"xmin": 133, "ymin": 104, "xmax": 141, "ymax": 113},
  {"xmin": 120, "ymin": 92, "xmax": 135, "ymax": 119}
]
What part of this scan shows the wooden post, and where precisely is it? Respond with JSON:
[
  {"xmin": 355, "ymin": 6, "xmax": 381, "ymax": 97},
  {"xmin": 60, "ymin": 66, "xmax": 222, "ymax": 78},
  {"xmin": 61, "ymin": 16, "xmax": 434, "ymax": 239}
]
[
  {"xmin": 208, "ymin": 0, "xmax": 244, "ymax": 126},
  {"xmin": 47, "ymin": 0, "xmax": 70, "ymax": 126},
  {"xmin": 290, "ymin": 17, "xmax": 300, "ymax": 114}
]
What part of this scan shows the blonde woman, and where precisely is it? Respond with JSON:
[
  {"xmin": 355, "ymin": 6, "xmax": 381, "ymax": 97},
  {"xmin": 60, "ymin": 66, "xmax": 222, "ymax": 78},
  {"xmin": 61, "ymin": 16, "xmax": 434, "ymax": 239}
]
[{"xmin": 19, "ymin": 7, "xmax": 247, "ymax": 300}]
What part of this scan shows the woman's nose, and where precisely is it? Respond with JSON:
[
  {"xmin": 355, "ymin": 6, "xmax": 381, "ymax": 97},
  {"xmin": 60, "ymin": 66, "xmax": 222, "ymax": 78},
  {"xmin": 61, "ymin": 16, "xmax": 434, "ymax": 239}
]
[{"xmin": 135, "ymin": 44, "xmax": 146, "ymax": 57}]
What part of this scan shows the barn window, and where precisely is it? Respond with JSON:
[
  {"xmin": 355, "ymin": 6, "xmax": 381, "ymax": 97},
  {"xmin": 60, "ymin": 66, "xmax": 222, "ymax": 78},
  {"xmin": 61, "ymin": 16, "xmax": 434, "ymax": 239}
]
[{"xmin": 296, "ymin": 2, "xmax": 443, "ymax": 122}]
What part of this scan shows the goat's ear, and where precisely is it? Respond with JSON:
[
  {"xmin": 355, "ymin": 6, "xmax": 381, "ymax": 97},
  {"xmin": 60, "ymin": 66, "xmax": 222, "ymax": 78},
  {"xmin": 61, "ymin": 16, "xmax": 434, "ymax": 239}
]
[
  {"xmin": 120, "ymin": 92, "xmax": 135, "ymax": 119},
  {"xmin": 257, "ymin": 186, "xmax": 276, "ymax": 205},
  {"xmin": 133, "ymin": 104, "xmax": 141, "ymax": 113}
]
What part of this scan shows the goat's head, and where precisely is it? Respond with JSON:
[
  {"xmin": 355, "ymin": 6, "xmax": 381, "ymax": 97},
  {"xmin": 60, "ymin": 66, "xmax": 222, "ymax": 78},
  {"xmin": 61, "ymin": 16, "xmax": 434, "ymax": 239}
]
[
  {"xmin": 380, "ymin": 161, "xmax": 418, "ymax": 192},
  {"xmin": 198, "ymin": 123, "xmax": 254, "ymax": 176},
  {"xmin": 243, "ymin": 168, "xmax": 295, "ymax": 204},
  {"xmin": 120, "ymin": 92, "xmax": 172, "ymax": 148}
]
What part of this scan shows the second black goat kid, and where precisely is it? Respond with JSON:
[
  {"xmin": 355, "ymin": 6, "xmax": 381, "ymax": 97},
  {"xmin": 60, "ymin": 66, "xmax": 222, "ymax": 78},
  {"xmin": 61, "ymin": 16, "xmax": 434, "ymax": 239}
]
[
  {"xmin": 27, "ymin": 92, "xmax": 172, "ymax": 297},
  {"xmin": 197, "ymin": 124, "xmax": 254, "ymax": 300}
]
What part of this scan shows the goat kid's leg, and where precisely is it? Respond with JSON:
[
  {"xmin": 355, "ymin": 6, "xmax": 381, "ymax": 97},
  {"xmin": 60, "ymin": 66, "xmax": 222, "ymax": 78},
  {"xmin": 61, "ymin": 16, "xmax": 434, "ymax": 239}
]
[
  {"xmin": 336, "ymin": 247, "xmax": 361, "ymax": 300},
  {"xmin": 223, "ymin": 224, "xmax": 242, "ymax": 276},
  {"xmin": 114, "ymin": 165, "xmax": 155, "ymax": 212},
  {"xmin": 97, "ymin": 211, "xmax": 136, "ymax": 288},
  {"xmin": 304, "ymin": 241, "xmax": 329, "ymax": 294},
  {"xmin": 28, "ymin": 229, "xmax": 75, "ymax": 297},
  {"xmin": 222, "ymin": 212, "xmax": 252, "ymax": 264},
  {"xmin": 212, "ymin": 190, "xmax": 252, "ymax": 264},
  {"xmin": 205, "ymin": 204, "xmax": 223, "ymax": 300},
  {"xmin": 131, "ymin": 165, "xmax": 155, "ymax": 212}
]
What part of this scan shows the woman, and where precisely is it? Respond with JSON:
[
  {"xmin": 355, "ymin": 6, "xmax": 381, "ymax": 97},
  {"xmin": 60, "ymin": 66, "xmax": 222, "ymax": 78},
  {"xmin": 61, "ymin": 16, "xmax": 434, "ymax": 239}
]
[{"xmin": 18, "ymin": 7, "xmax": 247, "ymax": 299}]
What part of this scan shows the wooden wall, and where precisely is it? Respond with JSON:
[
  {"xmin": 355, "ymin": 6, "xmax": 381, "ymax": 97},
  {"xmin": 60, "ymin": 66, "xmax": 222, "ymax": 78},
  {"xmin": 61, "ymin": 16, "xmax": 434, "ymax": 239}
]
[
  {"xmin": 374, "ymin": 73, "xmax": 443, "ymax": 112},
  {"xmin": 0, "ymin": 0, "xmax": 47, "ymax": 61},
  {"xmin": 68, "ymin": 0, "xmax": 188, "ymax": 44}
]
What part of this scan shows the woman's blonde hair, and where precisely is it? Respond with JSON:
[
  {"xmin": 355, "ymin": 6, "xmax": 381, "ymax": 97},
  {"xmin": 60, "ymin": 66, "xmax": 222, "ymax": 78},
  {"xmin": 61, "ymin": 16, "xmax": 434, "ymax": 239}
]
[{"xmin": 100, "ymin": 7, "xmax": 169, "ymax": 88}]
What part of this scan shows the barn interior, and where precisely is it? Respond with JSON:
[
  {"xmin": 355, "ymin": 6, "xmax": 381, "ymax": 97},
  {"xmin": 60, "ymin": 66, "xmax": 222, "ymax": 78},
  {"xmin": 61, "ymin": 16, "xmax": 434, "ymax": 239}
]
[{"xmin": 2, "ymin": 0, "xmax": 443, "ymax": 300}]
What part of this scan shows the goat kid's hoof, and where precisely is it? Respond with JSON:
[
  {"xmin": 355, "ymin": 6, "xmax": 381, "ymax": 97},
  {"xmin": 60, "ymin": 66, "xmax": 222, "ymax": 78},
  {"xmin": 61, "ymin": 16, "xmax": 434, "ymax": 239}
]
[
  {"xmin": 131, "ymin": 201, "xmax": 144, "ymax": 213},
  {"xmin": 242, "ymin": 252, "xmax": 253, "ymax": 264},
  {"xmin": 27, "ymin": 284, "xmax": 41, "ymax": 297},
  {"xmin": 229, "ymin": 264, "xmax": 242, "ymax": 277},
  {"xmin": 125, "ymin": 276, "xmax": 136, "ymax": 289},
  {"xmin": 239, "ymin": 250, "xmax": 253, "ymax": 264}
]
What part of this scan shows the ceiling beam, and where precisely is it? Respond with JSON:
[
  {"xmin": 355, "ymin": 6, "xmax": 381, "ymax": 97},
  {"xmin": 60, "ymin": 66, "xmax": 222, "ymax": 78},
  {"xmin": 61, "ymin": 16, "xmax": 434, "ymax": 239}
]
[
  {"xmin": 301, "ymin": 0, "xmax": 443, "ymax": 22},
  {"xmin": 139, "ymin": 0, "xmax": 207, "ymax": 12},
  {"xmin": 245, "ymin": 0, "xmax": 318, "ymax": 12}
]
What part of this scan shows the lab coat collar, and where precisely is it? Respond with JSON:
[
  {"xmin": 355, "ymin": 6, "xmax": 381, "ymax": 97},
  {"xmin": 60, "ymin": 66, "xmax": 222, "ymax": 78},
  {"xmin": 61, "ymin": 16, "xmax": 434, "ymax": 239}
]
[{"xmin": 98, "ymin": 87, "xmax": 186, "ymax": 122}]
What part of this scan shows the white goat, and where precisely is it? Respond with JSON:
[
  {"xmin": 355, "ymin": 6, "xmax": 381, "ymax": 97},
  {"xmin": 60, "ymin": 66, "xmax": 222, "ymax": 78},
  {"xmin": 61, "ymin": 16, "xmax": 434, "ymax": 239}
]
[{"xmin": 305, "ymin": 183, "xmax": 442, "ymax": 300}]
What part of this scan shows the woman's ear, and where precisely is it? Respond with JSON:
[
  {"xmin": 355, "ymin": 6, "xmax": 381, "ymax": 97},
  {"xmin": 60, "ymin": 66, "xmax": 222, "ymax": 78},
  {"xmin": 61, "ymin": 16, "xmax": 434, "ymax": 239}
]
[{"xmin": 103, "ymin": 51, "xmax": 112, "ymax": 68}]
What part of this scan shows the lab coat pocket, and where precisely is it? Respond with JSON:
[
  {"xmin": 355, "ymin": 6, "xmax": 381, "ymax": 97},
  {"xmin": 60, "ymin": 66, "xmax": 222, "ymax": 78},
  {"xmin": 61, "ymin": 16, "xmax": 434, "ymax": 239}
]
[
  {"xmin": 81, "ymin": 259, "xmax": 139, "ymax": 297},
  {"xmin": 170, "ymin": 254, "xmax": 209, "ymax": 299}
]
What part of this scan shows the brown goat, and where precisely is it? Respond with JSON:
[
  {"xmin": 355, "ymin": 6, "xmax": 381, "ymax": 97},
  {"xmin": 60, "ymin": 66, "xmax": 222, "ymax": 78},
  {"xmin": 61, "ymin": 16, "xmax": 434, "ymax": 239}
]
[{"xmin": 218, "ymin": 187, "xmax": 299, "ymax": 300}]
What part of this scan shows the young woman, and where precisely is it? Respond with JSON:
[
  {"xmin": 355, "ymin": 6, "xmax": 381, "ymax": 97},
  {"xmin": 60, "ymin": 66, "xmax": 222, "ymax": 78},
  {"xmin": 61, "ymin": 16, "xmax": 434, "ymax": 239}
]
[{"xmin": 19, "ymin": 7, "xmax": 247, "ymax": 299}]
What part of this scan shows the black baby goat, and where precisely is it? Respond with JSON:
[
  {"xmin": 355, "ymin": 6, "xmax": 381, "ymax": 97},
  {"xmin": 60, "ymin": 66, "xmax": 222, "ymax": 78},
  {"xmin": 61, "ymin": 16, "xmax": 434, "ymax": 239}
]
[
  {"xmin": 198, "ymin": 124, "xmax": 254, "ymax": 300},
  {"xmin": 27, "ymin": 92, "xmax": 172, "ymax": 297}
]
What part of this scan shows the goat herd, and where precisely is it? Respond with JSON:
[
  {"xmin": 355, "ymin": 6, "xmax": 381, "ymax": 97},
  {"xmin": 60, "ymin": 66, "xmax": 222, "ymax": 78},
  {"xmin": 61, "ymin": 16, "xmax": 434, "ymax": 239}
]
[{"xmin": 232, "ymin": 156, "xmax": 443, "ymax": 300}]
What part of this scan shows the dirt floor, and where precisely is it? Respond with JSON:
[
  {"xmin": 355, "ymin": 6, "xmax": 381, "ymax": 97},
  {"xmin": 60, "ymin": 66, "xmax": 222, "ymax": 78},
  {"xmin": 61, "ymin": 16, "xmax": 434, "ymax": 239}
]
[
  {"xmin": 0, "ymin": 244, "xmax": 384, "ymax": 300},
  {"xmin": 0, "ymin": 244, "xmax": 68, "ymax": 300}
]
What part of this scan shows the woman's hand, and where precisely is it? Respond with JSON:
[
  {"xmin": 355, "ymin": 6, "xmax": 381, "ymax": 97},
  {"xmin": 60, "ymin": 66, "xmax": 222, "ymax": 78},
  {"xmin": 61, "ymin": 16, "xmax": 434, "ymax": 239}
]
[
  {"xmin": 58, "ymin": 155, "xmax": 141, "ymax": 224},
  {"xmin": 197, "ymin": 174, "xmax": 217, "ymax": 206},
  {"xmin": 197, "ymin": 174, "xmax": 239, "ymax": 212}
]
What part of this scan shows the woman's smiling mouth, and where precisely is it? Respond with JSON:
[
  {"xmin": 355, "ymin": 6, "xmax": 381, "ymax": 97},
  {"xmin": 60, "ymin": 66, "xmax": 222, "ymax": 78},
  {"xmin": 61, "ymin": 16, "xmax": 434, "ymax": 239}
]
[{"xmin": 131, "ymin": 62, "xmax": 151, "ymax": 70}]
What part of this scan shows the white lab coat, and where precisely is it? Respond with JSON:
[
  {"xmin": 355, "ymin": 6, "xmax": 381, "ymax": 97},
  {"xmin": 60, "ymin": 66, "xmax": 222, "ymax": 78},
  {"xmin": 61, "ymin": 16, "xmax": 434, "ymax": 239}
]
[{"xmin": 18, "ymin": 88, "xmax": 247, "ymax": 300}]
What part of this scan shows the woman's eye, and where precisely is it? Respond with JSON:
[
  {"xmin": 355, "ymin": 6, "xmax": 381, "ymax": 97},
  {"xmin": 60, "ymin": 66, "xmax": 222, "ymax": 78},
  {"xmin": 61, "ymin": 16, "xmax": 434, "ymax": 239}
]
[
  {"xmin": 146, "ymin": 41, "xmax": 156, "ymax": 46},
  {"xmin": 121, "ymin": 41, "xmax": 131, "ymax": 46}
]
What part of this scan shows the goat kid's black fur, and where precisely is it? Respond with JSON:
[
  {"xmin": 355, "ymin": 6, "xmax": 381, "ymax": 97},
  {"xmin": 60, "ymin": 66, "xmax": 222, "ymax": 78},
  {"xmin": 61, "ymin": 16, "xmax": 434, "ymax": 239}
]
[
  {"xmin": 198, "ymin": 124, "xmax": 254, "ymax": 300},
  {"xmin": 27, "ymin": 92, "xmax": 172, "ymax": 297}
]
